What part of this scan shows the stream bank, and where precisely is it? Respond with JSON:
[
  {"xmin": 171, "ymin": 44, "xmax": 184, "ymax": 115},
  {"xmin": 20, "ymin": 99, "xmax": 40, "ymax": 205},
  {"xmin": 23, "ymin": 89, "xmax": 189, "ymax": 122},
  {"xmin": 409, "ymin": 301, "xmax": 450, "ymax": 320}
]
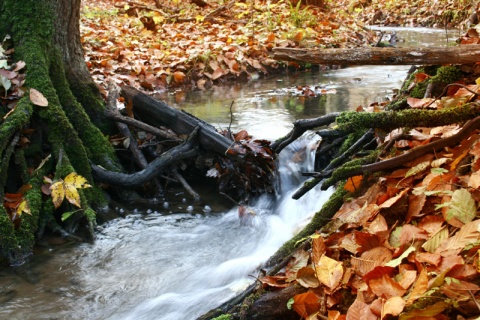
[{"xmin": 0, "ymin": 27, "xmax": 460, "ymax": 319}]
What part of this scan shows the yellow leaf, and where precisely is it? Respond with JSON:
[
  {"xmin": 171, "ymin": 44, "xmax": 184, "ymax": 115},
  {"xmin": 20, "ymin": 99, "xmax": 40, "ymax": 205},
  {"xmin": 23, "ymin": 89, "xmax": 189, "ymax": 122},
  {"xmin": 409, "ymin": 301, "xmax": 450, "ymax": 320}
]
[
  {"xmin": 64, "ymin": 172, "xmax": 92, "ymax": 189},
  {"xmin": 16, "ymin": 199, "xmax": 31, "ymax": 216},
  {"xmin": 65, "ymin": 183, "xmax": 81, "ymax": 208},
  {"xmin": 50, "ymin": 181, "xmax": 65, "ymax": 209},
  {"xmin": 476, "ymin": 77, "xmax": 480, "ymax": 86},
  {"xmin": 315, "ymin": 254, "xmax": 344, "ymax": 290}
]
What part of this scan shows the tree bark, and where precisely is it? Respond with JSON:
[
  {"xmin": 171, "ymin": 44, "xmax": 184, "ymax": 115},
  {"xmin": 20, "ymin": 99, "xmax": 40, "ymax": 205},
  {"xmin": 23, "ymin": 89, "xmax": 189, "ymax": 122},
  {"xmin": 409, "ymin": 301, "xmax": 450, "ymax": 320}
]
[
  {"xmin": 273, "ymin": 44, "xmax": 480, "ymax": 65},
  {"xmin": 0, "ymin": 0, "xmax": 119, "ymax": 263}
]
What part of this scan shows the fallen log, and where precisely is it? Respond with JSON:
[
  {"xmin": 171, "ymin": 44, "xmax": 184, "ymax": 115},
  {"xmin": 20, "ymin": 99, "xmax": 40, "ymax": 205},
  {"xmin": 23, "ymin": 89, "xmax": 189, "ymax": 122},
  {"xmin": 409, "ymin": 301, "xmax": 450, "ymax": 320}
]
[
  {"xmin": 273, "ymin": 44, "xmax": 480, "ymax": 65},
  {"xmin": 121, "ymin": 86, "xmax": 240, "ymax": 160}
]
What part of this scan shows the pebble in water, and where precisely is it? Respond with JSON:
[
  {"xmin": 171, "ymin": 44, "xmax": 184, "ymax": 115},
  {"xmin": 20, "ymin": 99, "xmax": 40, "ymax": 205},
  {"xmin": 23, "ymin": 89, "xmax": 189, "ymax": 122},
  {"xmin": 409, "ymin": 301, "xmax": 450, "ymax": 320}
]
[
  {"xmin": 203, "ymin": 205, "xmax": 212, "ymax": 213},
  {"xmin": 186, "ymin": 206, "xmax": 194, "ymax": 212}
]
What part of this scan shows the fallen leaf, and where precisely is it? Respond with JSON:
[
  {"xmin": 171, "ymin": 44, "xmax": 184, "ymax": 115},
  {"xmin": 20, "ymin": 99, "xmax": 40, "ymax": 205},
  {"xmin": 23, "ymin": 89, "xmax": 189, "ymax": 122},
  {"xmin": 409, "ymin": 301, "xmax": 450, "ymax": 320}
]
[
  {"xmin": 369, "ymin": 274, "xmax": 407, "ymax": 299},
  {"xmin": 296, "ymin": 267, "xmax": 320, "ymax": 288},
  {"xmin": 382, "ymin": 296, "xmax": 406, "ymax": 317},
  {"xmin": 292, "ymin": 291, "xmax": 320, "ymax": 319},
  {"xmin": 29, "ymin": 88, "xmax": 48, "ymax": 107},
  {"xmin": 399, "ymin": 301, "xmax": 449, "ymax": 320},
  {"xmin": 315, "ymin": 254, "xmax": 344, "ymax": 290}
]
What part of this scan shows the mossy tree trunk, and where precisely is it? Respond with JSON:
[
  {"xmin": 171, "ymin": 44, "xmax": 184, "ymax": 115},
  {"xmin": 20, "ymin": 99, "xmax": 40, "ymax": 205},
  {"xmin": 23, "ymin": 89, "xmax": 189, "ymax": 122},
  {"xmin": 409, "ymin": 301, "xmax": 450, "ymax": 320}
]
[{"xmin": 0, "ymin": 0, "xmax": 120, "ymax": 264}]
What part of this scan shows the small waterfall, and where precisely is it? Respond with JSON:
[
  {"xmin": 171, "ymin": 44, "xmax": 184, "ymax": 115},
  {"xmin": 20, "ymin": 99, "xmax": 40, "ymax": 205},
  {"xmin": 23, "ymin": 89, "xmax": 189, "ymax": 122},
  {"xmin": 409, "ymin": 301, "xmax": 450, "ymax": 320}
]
[{"xmin": 111, "ymin": 132, "xmax": 334, "ymax": 320}]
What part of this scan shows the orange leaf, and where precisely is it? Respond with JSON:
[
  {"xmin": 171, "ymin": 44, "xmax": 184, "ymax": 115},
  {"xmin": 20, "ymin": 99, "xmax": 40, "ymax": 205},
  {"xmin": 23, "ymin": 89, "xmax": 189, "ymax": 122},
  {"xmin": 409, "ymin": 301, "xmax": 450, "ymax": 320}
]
[
  {"xmin": 173, "ymin": 71, "xmax": 186, "ymax": 83},
  {"xmin": 30, "ymin": 88, "xmax": 48, "ymax": 107},
  {"xmin": 266, "ymin": 33, "xmax": 275, "ymax": 43},
  {"xmin": 292, "ymin": 291, "xmax": 320, "ymax": 319},
  {"xmin": 414, "ymin": 72, "xmax": 430, "ymax": 83},
  {"xmin": 293, "ymin": 31, "xmax": 304, "ymax": 42},
  {"xmin": 344, "ymin": 175, "xmax": 362, "ymax": 192}
]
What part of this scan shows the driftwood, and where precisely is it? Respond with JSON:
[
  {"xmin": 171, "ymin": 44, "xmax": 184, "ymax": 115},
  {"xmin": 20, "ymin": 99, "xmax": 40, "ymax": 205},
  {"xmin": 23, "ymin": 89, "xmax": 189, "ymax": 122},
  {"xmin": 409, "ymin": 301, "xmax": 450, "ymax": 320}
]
[{"xmin": 273, "ymin": 44, "xmax": 480, "ymax": 65}]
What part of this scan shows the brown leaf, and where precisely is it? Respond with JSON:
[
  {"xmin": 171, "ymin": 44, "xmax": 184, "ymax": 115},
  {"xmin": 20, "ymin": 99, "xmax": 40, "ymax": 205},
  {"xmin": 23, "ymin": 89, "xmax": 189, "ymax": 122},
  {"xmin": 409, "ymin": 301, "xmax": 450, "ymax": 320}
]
[
  {"xmin": 378, "ymin": 188, "xmax": 410, "ymax": 209},
  {"xmin": 296, "ymin": 267, "xmax": 320, "ymax": 288},
  {"xmin": 312, "ymin": 236, "xmax": 326, "ymax": 265},
  {"xmin": 29, "ymin": 88, "xmax": 48, "ymax": 107},
  {"xmin": 351, "ymin": 246, "xmax": 392, "ymax": 276},
  {"xmin": 258, "ymin": 275, "xmax": 289, "ymax": 288},
  {"xmin": 435, "ymin": 219, "xmax": 480, "ymax": 257},
  {"xmin": 382, "ymin": 296, "xmax": 406, "ymax": 317},
  {"xmin": 286, "ymin": 249, "xmax": 310, "ymax": 281},
  {"xmin": 406, "ymin": 267, "xmax": 428, "ymax": 305},
  {"xmin": 399, "ymin": 301, "xmax": 448, "ymax": 320},
  {"xmin": 346, "ymin": 297, "xmax": 377, "ymax": 320},
  {"xmin": 368, "ymin": 274, "xmax": 407, "ymax": 299}
]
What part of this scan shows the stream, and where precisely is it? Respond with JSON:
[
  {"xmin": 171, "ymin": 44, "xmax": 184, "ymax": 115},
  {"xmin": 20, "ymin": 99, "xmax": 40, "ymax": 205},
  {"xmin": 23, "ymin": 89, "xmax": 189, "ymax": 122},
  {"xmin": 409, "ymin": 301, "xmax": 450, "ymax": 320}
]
[{"xmin": 0, "ymin": 28, "xmax": 458, "ymax": 319}]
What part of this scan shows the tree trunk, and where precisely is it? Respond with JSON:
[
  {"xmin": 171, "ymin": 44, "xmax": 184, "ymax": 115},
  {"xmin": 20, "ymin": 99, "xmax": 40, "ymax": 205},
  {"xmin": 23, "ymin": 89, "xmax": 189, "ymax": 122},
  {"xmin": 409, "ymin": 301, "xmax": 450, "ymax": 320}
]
[
  {"xmin": 273, "ymin": 45, "xmax": 480, "ymax": 65},
  {"xmin": 0, "ymin": 0, "xmax": 119, "ymax": 263}
]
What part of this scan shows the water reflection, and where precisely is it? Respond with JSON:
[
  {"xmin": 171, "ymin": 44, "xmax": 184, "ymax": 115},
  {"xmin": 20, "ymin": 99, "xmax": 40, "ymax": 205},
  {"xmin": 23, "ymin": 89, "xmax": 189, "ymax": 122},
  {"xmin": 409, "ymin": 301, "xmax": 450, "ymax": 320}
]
[{"xmin": 153, "ymin": 27, "xmax": 457, "ymax": 140}]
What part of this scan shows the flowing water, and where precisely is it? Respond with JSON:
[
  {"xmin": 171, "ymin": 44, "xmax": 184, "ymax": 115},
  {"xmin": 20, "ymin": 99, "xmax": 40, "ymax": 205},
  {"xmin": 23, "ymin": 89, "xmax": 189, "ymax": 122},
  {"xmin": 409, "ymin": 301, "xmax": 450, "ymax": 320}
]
[{"xmin": 0, "ymin": 28, "xmax": 458, "ymax": 319}]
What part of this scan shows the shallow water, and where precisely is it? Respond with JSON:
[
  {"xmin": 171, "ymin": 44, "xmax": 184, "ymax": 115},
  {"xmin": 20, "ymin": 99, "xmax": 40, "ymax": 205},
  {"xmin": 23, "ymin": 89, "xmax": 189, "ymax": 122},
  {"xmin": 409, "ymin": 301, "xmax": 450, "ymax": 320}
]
[{"xmin": 0, "ymin": 27, "xmax": 458, "ymax": 319}]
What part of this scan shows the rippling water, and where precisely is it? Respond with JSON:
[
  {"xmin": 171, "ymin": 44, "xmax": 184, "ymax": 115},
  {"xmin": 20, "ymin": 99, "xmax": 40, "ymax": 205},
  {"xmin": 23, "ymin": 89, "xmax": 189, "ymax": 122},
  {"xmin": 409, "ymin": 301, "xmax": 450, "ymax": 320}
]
[{"xmin": 0, "ymin": 27, "xmax": 457, "ymax": 319}]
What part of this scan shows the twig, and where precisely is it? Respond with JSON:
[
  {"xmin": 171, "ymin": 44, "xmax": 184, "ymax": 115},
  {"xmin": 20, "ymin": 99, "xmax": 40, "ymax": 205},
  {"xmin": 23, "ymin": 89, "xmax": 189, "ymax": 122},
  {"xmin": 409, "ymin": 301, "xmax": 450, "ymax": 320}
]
[
  {"xmin": 105, "ymin": 111, "xmax": 181, "ymax": 142},
  {"xmin": 227, "ymin": 101, "xmax": 234, "ymax": 140},
  {"xmin": 425, "ymin": 83, "xmax": 479, "ymax": 108},
  {"xmin": 172, "ymin": 167, "xmax": 201, "ymax": 203}
]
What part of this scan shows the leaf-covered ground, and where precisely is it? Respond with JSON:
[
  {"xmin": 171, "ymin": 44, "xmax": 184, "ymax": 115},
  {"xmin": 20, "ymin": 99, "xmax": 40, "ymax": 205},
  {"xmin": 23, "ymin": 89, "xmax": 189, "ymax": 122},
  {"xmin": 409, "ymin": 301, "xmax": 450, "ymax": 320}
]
[
  {"xmin": 80, "ymin": 0, "xmax": 475, "ymax": 93},
  {"xmin": 258, "ymin": 37, "xmax": 480, "ymax": 320}
]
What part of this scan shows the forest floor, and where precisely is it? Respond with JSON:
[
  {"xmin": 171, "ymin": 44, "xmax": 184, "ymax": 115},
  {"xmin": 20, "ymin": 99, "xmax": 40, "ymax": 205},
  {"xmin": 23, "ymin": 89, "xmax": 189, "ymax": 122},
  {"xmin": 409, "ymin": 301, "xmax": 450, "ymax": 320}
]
[
  {"xmin": 80, "ymin": 0, "xmax": 475, "ymax": 94},
  {"xmin": 78, "ymin": 1, "xmax": 480, "ymax": 319}
]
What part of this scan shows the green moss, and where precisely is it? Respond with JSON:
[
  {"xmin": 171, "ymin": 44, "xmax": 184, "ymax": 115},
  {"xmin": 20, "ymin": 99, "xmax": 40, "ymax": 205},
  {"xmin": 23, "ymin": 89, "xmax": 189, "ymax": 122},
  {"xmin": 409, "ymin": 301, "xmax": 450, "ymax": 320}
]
[
  {"xmin": 409, "ymin": 80, "xmax": 428, "ymax": 98},
  {"xmin": 431, "ymin": 65, "xmax": 463, "ymax": 84},
  {"xmin": 335, "ymin": 103, "xmax": 480, "ymax": 133},
  {"xmin": 211, "ymin": 315, "xmax": 232, "ymax": 320}
]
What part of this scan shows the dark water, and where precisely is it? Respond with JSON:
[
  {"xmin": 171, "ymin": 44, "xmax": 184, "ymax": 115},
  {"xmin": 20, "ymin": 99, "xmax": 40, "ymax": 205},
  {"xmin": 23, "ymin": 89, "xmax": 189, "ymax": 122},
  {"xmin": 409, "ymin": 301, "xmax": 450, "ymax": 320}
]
[{"xmin": 0, "ymin": 27, "xmax": 458, "ymax": 319}]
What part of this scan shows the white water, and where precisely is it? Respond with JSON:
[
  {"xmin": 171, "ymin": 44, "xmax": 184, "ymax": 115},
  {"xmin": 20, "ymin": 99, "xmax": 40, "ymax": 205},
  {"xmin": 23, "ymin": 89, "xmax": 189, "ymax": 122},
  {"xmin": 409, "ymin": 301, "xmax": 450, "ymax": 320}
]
[
  {"xmin": 0, "ymin": 27, "xmax": 455, "ymax": 320},
  {"xmin": 0, "ymin": 133, "xmax": 332, "ymax": 320}
]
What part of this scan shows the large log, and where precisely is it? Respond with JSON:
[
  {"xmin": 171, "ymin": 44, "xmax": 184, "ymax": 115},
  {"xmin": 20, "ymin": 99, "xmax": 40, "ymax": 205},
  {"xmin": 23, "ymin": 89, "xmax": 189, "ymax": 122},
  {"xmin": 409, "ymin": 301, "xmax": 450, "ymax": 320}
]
[{"xmin": 273, "ymin": 44, "xmax": 480, "ymax": 65}]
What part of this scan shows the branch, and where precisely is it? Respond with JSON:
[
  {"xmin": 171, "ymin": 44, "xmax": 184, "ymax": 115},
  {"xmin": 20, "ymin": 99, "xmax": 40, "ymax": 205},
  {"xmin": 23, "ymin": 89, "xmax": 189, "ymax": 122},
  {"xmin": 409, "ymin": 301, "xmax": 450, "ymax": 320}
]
[
  {"xmin": 271, "ymin": 112, "xmax": 340, "ymax": 154},
  {"xmin": 91, "ymin": 127, "xmax": 200, "ymax": 187},
  {"xmin": 312, "ymin": 115, "xmax": 480, "ymax": 189}
]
